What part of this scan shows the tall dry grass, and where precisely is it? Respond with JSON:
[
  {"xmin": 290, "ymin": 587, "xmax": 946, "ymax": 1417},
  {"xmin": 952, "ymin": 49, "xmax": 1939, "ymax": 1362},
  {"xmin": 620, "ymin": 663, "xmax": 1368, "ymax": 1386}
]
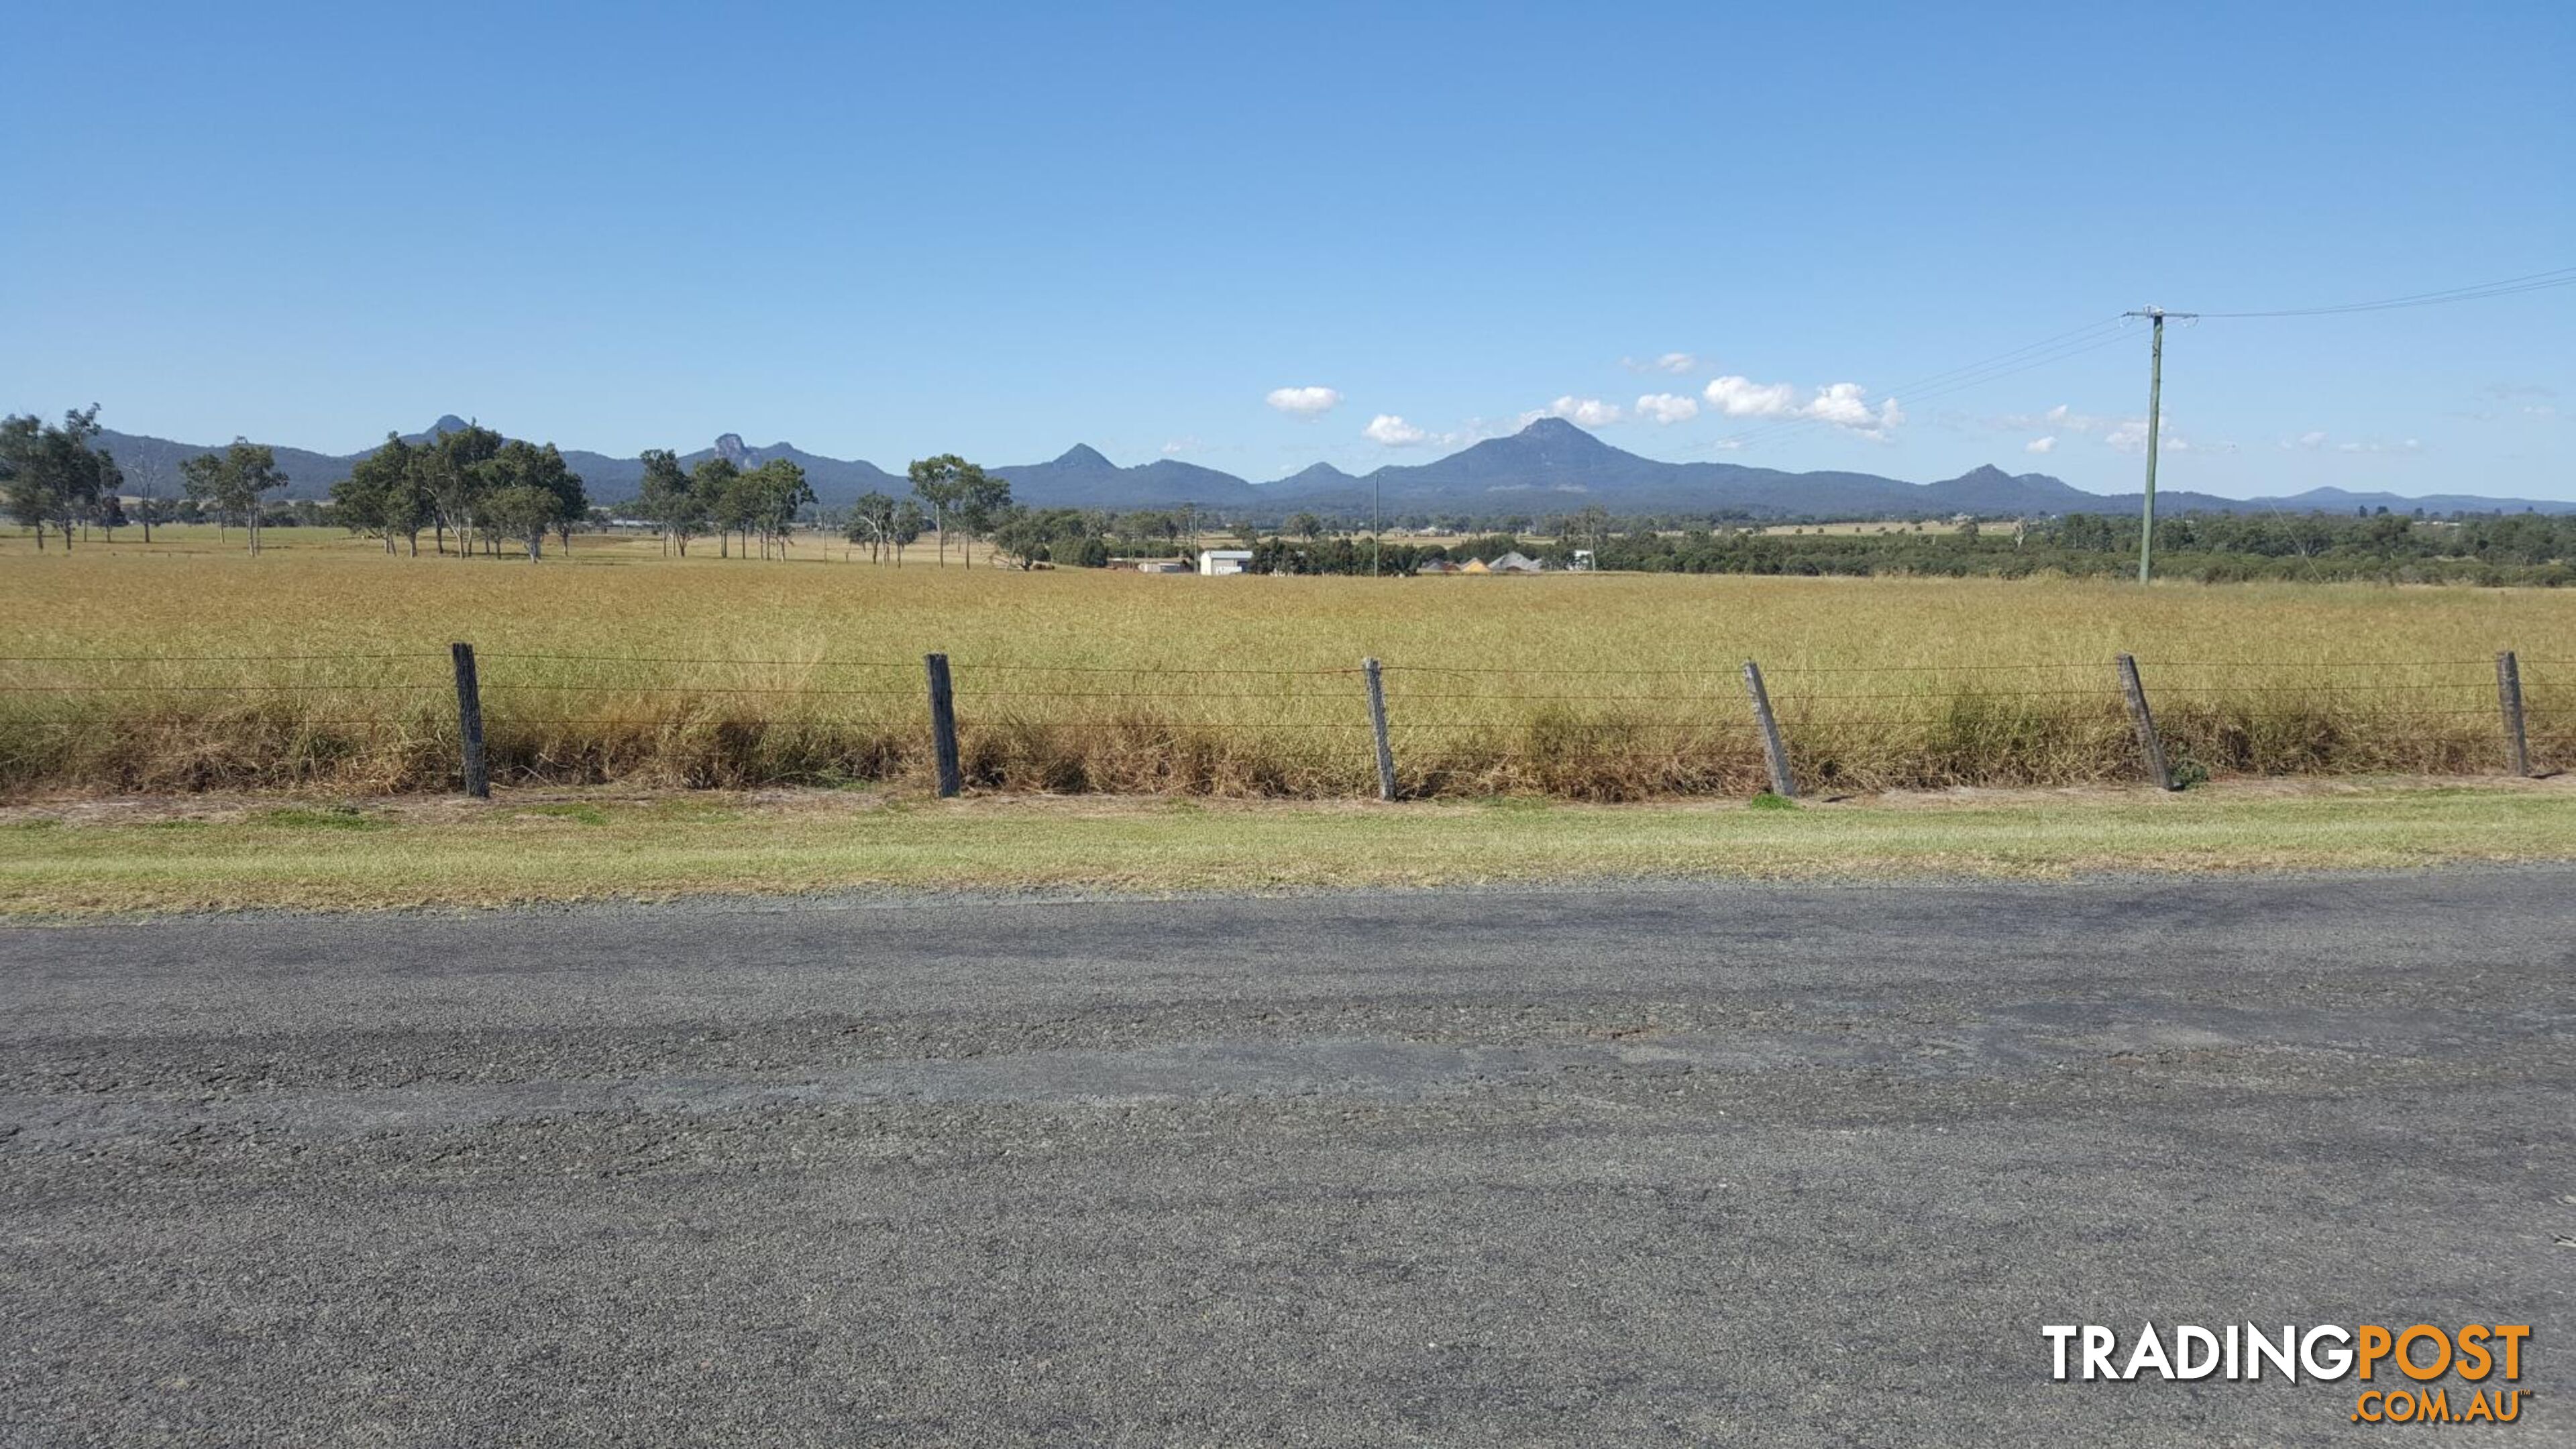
[{"xmin": 1, "ymin": 537, "xmax": 2568, "ymax": 796}]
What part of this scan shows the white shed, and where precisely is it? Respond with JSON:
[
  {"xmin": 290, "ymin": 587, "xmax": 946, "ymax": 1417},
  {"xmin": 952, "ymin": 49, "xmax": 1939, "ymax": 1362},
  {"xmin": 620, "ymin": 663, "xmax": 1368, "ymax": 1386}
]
[{"xmin": 1198, "ymin": 549, "xmax": 1254, "ymax": 576}]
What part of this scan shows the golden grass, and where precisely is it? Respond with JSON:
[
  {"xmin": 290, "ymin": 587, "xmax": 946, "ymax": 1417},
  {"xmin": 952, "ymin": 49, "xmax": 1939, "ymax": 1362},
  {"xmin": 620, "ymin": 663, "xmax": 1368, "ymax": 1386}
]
[
  {"xmin": 2, "ymin": 778, "xmax": 2569, "ymax": 916},
  {"xmin": 1, "ymin": 535, "xmax": 2569, "ymax": 797}
]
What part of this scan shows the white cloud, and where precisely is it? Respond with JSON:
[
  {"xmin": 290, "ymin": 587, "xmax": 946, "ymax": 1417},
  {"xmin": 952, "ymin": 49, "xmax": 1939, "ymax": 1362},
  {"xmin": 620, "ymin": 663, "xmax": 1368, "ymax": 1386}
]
[
  {"xmin": 1703, "ymin": 376, "xmax": 1799, "ymax": 418},
  {"xmin": 2294, "ymin": 430, "xmax": 2328, "ymax": 450},
  {"xmin": 2333, "ymin": 438, "xmax": 2424, "ymax": 455},
  {"xmin": 1265, "ymin": 386, "xmax": 1342, "ymax": 418},
  {"xmin": 2025, "ymin": 436, "xmax": 2057, "ymax": 454},
  {"xmin": 2011, "ymin": 401, "xmax": 2252, "ymax": 454},
  {"xmin": 1362, "ymin": 414, "xmax": 1432, "ymax": 447},
  {"xmin": 1634, "ymin": 392, "xmax": 1700, "ymax": 425},
  {"xmin": 1623, "ymin": 352, "xmax": 1701, "ymax": 374},
  {"xmin": 1703, "ymin": 376, "xmax": 1904, "ymax": 438},
  {"xmin": 1801, "ymin": 382, "xmax": 1904, "ymax": 439},
  {"xmin": 1998, "ymin": 404, "xmax": 2110, "ymax": 435},
  {"xmin": 1161, "ymin": 437, "xmax": 1197, "ymax": 457},
  {"xmin": 1707, "ymin": 438, "xmax": 1747, "ymax": 451},
  {"xmin": 2103, "ymin": 417, "xmax": 2235, "ymax": 455},
  {"xmin": 1532, "ymin": 395, "xmax": 1627, "ymax": 428}
]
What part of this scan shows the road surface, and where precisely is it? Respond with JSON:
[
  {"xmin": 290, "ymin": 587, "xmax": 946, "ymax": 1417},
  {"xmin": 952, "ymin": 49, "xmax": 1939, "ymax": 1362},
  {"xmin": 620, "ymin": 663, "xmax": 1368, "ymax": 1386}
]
[{"xmin": 3, "ymin": 872, "xmax": 2570, "ymax": 1446}]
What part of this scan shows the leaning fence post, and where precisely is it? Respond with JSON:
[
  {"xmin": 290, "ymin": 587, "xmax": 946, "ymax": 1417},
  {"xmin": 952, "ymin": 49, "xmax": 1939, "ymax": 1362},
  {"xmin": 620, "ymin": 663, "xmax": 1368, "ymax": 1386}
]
[
  {"xmin": 924, "ymin": 652, "xmax": 963, "ymax": 798},
  {"xmin": 2497, "ymin": 651, "xmax": 2531, "ymax": 778},
  {"xmin": 1741, "ymin": 659, "xmax": 1796, "ymax": 799},
  {"xmin": 2116, "ymin": 653, "xmax": 2176, "ymax": 791},
  {"xmin": 1363, "ymin": 657, "xmax": 1397, "ymax": 801},
  {"xmin": 449, "ymin": 641, "xmax": 489, "ymax": 800}
]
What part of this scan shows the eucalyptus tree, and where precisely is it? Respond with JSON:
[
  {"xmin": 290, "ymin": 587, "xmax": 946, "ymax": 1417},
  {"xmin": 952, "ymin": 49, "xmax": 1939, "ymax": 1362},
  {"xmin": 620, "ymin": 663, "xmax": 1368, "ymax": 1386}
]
[
  {"xmin": 890, "ymin": 500, "xmax": 926, "ymax": 566},
  {"xmin": 730, "ymin": 458, "xmax": 812, "ymax": 559},
  {"xmin": 91, "ymin": 451, "xmax": 124, "ymax": 541},
  {"xmin": 482, "ymin": 440, "xmax": 588, "ymax": 557},
  {"xmin": 689, "ymin": 456, "xmax": 741, "ymax": 557},
  {"xmin": 635, "ymin": 449, "xmax": 699, "ymax": 555},
  {"xmin": 0, "ymin": 406, "xmax": 109, "ymax": 550},
  {"xmin": 951, "ymin": 467, "xmax": 1014, "ymax": 566},
  {"xmin": 180, "ymin": 439, "xmax": 288, "ymax": 555},
  {"xmin": 907, "ymin": 454, "xmax": 1004, "ymax": 566},
  {"xmin": 333, "ymin": 434, "xmax": 430, "ymax": 553},
  {"xmin": 846, "ymin": 489, "xmax": 896, "ymax": 563},
  {"xmin": 417, "ymin": 423, "xmax": 504, "ymax": 555}
]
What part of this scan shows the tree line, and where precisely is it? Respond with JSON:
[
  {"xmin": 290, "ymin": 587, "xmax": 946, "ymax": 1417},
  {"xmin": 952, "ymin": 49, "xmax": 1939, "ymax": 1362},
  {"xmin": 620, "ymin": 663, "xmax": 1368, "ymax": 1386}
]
[
  {"xmin": 1571, "ymin": 513, "xmax": 2575, "ymax": 586},
  {"xmin": 330, "ymin": 425, "xmax": 590, "ymax": 559},
  {"xmin": 1223, "ymin": 512, "xmax": 2573, "ymax": 586},
  {"xmin": 3, "ymin": 406, "xmax": 299, "ymax": 553},
  {"xmin": 1, "ymin": 407, "xmax": 123, "ymax": 549},
  {"xmin": 625, "ymin": 449, "xmax": 816, "ymax": 559}
]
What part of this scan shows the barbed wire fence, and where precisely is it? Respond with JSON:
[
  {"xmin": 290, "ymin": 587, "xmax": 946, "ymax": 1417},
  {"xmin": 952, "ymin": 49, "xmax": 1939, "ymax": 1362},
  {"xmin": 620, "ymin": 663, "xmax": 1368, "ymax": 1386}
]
[{"xmin": 0, "ymin": 646, "xmax": 2559, "ymax": 798}]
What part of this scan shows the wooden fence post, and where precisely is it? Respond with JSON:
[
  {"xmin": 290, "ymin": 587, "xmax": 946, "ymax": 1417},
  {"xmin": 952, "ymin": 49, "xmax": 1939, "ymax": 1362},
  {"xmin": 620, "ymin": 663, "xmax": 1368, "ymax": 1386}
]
[
  {"xmin": 1741, "ymin": 659, "xmax": 1796, "ymax": 799},
  {"xmin": 449, "ymin": 641, "xmax": 489, "ymax": 800},
  {"xmin": 2497, "ymin": 651, "xmax": 2530, "ymax": 778},
  {"xmin": 2116, "ymin": 653, "xmax": 2176, "ymax": 791},
  {"xmin": 1363, "ymin": 657, "xmax": 1397, "ymax": 802},
  {"xmin": 924, "ymin": 652, "xmax": 962, "ymax": 798}
]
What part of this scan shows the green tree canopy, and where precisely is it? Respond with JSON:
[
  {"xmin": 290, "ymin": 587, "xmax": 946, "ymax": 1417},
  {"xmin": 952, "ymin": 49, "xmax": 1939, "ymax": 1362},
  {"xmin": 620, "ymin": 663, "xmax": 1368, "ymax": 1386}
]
[
  {"xmin": 636, "ymin": 448, "xmax": 706, "ymax": 555},
  {"xmin": 484, "ymin": 439, "xmax": 588, "ymax": 553},
  {"xmin": 331, "ymin": 434, "xmax": 433, "ymax": 554},
  {"xmin": 907, "ymin": 454, "xmax": 1003, "ymax": 566},
  {"xmin": 180, "ymin": 438, "xmax": 289, "ymax": 555},
  {"xmin": 0, "ymin": 405, "xmax": 110, "ymax": 550}
]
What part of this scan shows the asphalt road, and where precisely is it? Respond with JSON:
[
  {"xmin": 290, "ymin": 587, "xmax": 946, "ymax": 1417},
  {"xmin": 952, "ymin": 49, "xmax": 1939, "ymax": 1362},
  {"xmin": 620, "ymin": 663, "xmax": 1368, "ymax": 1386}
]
[{"xmin": 3, "ymin": 871, "xmax": 2570, "ymax": 1447}]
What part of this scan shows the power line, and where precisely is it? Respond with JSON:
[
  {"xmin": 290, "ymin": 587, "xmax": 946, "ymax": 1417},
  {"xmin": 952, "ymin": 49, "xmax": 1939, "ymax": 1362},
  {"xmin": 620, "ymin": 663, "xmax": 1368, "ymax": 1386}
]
[
  {"xmin": 2198, "ymin": 265, "xmax": 2576, "ymax": 318},
  {"xmin": 1704, "ymin": 266, "xmax": 2571, "ymax": 456},
  {"xmin": 1713, "ymin": 317, "xmax": 2135, "ymax": 451},
  {"xmin": 1864, "ymin": 316, "xmax": 2130, "ymax": 395}
]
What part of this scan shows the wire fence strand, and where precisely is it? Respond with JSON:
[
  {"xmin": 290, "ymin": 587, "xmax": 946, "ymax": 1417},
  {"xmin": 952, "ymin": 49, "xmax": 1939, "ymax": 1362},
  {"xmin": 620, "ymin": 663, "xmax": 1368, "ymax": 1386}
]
[{"xmin": 3, "ymin": 647, "xmax": 2560, "ymax": 796}]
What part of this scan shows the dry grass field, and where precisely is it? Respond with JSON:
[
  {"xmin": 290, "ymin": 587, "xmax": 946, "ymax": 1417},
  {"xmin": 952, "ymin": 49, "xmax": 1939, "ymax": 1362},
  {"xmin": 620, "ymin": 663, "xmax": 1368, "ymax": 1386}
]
[{"xmin": 3, "ymin": 530, "xmax": 2569, "ymax": 798}]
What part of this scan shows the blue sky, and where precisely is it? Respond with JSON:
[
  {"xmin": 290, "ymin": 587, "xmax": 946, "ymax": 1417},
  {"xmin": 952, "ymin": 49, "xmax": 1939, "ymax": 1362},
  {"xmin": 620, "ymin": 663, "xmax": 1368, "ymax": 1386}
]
[{"xmin": 3, "ymin": 1, "xmax": 2569, "ymax": 498}]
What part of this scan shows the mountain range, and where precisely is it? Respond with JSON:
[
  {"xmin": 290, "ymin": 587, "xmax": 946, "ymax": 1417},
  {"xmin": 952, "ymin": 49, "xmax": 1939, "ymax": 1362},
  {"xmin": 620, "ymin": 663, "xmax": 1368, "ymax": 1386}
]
[{"xmin": 88, "ymin": 414, "xmax": 2576, "ymax": 519}]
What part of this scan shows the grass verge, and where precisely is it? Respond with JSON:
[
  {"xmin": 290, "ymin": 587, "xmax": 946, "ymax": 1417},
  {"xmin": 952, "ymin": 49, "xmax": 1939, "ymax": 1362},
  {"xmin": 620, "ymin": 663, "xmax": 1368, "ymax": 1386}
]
[{"xmin": 2, "ymin": 777, "xmax": 2570, "ymax": 916}]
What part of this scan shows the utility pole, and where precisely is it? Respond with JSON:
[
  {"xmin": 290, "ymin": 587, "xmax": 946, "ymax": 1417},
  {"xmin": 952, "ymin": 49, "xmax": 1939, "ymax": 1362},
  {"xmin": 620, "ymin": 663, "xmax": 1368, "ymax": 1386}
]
[{"xmin": 2123, "ymin": 306, "xmax": 2195, "ymax": 582}]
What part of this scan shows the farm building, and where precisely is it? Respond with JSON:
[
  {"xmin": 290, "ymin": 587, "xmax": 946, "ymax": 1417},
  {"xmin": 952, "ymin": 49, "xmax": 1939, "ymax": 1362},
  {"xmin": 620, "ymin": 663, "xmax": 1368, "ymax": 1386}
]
[
  {"xmin": 1415, "ymin": 558, "xmax": 1464, "ymax": 575},
  {"xmin": 1197, "ymin": 548, "xmax": 1254, "ymax": 576},
  {"xmin": 1485, "ymin": 551, "xmax": 1545, "ymax": 574}
]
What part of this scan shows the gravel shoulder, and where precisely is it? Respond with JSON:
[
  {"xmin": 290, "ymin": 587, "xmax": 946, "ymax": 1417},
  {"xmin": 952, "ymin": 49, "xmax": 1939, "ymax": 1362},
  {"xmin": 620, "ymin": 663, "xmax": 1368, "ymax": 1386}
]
[{"xmin": 3, "ymin": 871, "xmax": 2570, "ymax": 1444}]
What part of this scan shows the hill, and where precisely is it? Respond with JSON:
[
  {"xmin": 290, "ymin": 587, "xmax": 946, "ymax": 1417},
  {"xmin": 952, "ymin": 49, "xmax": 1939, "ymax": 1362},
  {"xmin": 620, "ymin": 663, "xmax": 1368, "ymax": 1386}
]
[
  {"xmin": 990, "ymin": 445, "xmax": 1259, "ymax": 510},
  {"xmin": 83, "ymin": 414, "xmax": 2576, "ymax": 519}
]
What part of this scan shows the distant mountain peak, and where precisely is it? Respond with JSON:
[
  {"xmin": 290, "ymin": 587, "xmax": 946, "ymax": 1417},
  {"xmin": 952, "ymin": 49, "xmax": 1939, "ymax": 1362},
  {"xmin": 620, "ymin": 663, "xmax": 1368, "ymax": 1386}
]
[
  {"xmin": 1495, "ymin": 417, "xmax": 1622, "ymax": 458},
  {"xmin": 425, "ymin": 414, "xmax": 470, "ymax": 436},
  {"xmin": 1053, "ymin": 443, "xmax": 1112, "ymax": 468},
  {"xmin": 1518, "ymin": 417, "xmax": 1587, "ymax": 439},
  {"xmin": 1960, "ymin": 463, "xmax": 2012, "ymax": 482},
  {"xmin": 713, "ymin": 433, "xmax": 752, "ymax": 464},
  {"xmin": 1273, "ymin": 461, "xmax": 1357, "ymax": 485}
]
